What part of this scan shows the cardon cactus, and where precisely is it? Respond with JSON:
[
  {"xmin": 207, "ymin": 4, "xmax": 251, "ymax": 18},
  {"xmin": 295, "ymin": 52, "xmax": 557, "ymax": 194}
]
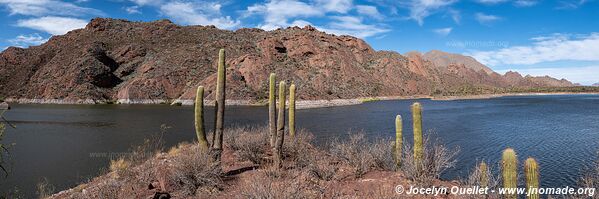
[
  {"xmin": 525, "ymin": 157, "xmax": 540, "ymax": 199},
  {"xmin": 412, "ymin": 102, "xmax": 423, "ymax": 165},
  {"xmin": 502, "ymin": 148, "xmax": 518, "ymax": 199},
  {"xmin": 479, "ymin": 162, "xmax": 489, "ymax": 188},
  {"xmin": 212, "ymin": 49, "xmax": 226, "ymax": 160},
  {"xmin": 274, "ymin": 81, "xmax": 287, "ymax": 168},
  {"xmin": 395, "ymin": 115, "xmax": 402, "ymax": 167},
  {"xmin": 269, "ymin": 73, "xmax": 276, "ymax": 147},
  {"xmin": 195, "ymin": 86, "xmax": 209, "ymax": 151},
  {"xmin": 289, "ymin": 84, "xmax": 296, "ymax": 138}
]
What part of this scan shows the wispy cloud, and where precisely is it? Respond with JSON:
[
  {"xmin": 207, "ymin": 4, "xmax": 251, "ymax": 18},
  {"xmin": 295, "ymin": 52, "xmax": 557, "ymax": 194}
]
[
  {"xmin": 356, "ymin": 5, "xmax": 383, "ymax": 20},
  {"xmin": 16, "ymin": 16, "xmax": 88, "ymax": 35},
  {"xmin": 0, "ymin": 0, "xmax": 103, "ymax": 16},
  {"xmin": 8, "ymin": 33, "xmax": 48, "ymax": 47},
  {"xmin": 556, "ymin": 0, "xmax": 589, "ymax": 9},
  {"xmin": 125, "ymin": 6, "xmax": 142, "ymax": 14},
  {"xmin": 468, "ymin": 33, "xmax": 599, "ymax": 66},
  {"xmin": 475, "ymin": 12, "xmax": 502, "ymax": 24},
  {"xmin": 475, "ymin": 0, "xmax": 510, "ymax": 5},
  {"xmin": 405, "ymin": 0, "xmax": 458, "ymax": 25},
  {"xmin": 433, "ymin": 27, "xmax": 452, "ymax": 36},
  {"xmin": 514, "ymin": 0, "xmax": 538, "ymax": 7}
]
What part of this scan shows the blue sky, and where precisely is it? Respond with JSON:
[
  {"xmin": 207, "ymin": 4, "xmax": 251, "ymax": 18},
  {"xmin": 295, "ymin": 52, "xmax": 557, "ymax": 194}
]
[{"xmin": 1, "ymin": 0, "xmax": 598, "ymax": 85}]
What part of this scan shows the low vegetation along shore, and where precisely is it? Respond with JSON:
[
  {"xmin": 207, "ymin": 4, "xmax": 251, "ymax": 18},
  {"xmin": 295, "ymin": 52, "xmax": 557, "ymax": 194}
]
[{"xmin": 40, "ymin": 50, "xmax": 598, "ymax": 199}]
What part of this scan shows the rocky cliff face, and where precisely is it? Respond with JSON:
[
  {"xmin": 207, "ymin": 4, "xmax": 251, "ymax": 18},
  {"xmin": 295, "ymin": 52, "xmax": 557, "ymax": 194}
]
[{"xmin": 0, "ymin": 18, "xmax": 575, "ymax": 103}]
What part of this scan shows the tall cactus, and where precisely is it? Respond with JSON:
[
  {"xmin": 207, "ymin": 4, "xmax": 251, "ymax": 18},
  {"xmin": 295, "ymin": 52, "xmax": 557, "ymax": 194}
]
[
  {"xmin": 479, "ymin": 161, "xmax": 489, "ymax": 188},
  {"xmin": 269, "ymin": 73, "xmax": 276, "ymax": 147},
  {"xmin": 274, "ymin": 81, "xmax": 286, "ymax": 168},
  {"xmin": 195, "ymin": 86, "xmax": 208, "ymax": 151},
  {"xmin": 212, "ymin": 49, "xmax": 226, "ymax": 160},
  {"xmin": 412, "ymin": 102, "xmax": 423, "ymax": 165},
  {"xmin": 525, "ymin": 157, "xmax": 540, "ymax": 199},
  {"xmin": 395, "ymin": 115, "xmax": 402, "ymax": 167},
  {"xmin": 502, "ymin": 148, "xmax": 518, "ymax": 199},
  {"xmin": 289, "ymin": 83, "xmax": 296, "ymax": 138}
]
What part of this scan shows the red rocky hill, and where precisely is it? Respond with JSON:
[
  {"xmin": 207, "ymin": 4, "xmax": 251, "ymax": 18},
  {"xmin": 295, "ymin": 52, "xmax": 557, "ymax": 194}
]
[{"xmin": 0, "ymin": 18, "xmax": 575, "ymax": 103}]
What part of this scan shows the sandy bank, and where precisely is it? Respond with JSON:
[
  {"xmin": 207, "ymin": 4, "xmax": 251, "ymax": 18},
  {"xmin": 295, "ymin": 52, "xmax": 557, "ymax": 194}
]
[{"xmin": 5, "ymin": 92, "xmax": 599, "ymax": 109}]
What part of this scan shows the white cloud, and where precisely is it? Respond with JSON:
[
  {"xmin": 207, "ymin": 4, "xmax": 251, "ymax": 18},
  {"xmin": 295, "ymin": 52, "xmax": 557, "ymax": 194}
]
[
  {"xmin": 0, "ymin": 0, "xmax": 103, "ymax": 16},
  {"xmin": 159, "ymin": 1, "xmax": 239, "ymax": 29},
  {"xmin": 433, "ymin": 27, "xmax": 452, "ymax": 36},
  {"xmin": 475, "ymin": 12, "xmax": 501, "ymax": 24},
  {"xmin": 556, "ymin": 0, "xmax": 588, "ymax": 9},
  {"xmin": 246, "ymin": 0, "xmax": 324, "ymax": 30},
  {"xmin": 406, "ymin": 0, "xmax": 457, "ymax": 25},
  {"xmin": 496, "ymin": 65, "xmax": 599, "ymax": 85},
  {"xmin": 125, "ymin": 6, "xmax": 141, "ymax": 14},
  {"xmin": 8, "ymin": 33, "xmax": 48, "ymax": 47},
  {"xmin": 246, "ymin": 0, "xmax": 388, "ymax": 38},
  {"xmin": 514, "ymin": 0, "xmax": 538, "ymax": 7},
  {"xmin": 316, "ymin": 16, "xmax": 390, "ymax": 38},
  {"xmin": 16, "ymin": 16, "xmax": 88, "ymax": 35},
  {"xmin": 468, "ymin": 33, "xmax": 599, "ymax": 67},
  {"xmin": 356, "ymin": 5, "xmax": 383, "ymax": 19},
  {"xmin": 447, "ymin": 9, "xmax": 460, "ymax": 24}
]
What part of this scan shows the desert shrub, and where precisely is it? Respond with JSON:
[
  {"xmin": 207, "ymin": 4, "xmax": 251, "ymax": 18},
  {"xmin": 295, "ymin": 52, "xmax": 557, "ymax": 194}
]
[
  {"xmin": 330, "ymin": 133, "xmax": 397, "ymax": 177},
  {"xmin": 369, "ymin": 138, "xmax": 396, "ymax": 171},
  {"xmin": 224, "ymin": 126, "xmax": 269, "ymax": 164},
  {"xmin": 284, "ymin": 129, "xmax": 316, "ymax": 169},
  {"xmin": 572, "ymin": 154, "xmax": 599, "ymax": 199},
  {"xmin": 330, "ymin": 133, "xmax": 373, "ymax": 177},
  {"xmin": 239, "ymin": 171, "xmax": 313, "ymax": 199},
  {"xmin": 36, "ymin": 178, "xmax": 55, "ymax": 199},
  {"xmin": 306, "ymin": 158, "xmax": 338, "ymax": 181},
  {"xmin": 171, "ymin": 148, "xmax": 222, "ymax": 196},
  {"xmin": 463, "ymin": 161, "xmax": 500, "ymax": 199},
  {"xmin": 401, "ymin": 135, "xmax": 459, "ymax": 185}
]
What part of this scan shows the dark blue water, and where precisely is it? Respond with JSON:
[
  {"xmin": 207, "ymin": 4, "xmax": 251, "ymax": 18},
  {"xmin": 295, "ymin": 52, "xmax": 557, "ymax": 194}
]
[{"xmin": 1, "ymin": 94, "xmax": 598, "ymax": 196}]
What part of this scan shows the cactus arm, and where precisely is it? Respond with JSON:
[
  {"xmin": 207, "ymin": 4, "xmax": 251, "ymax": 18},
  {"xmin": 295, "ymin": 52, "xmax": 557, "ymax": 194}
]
[
  {"xmin": 274, "ymin": 81, "xmax": 286, "ymax": 168},
  {"xmin": 502, "ymin": 148, "xmax": 518, "ymax": 199},
  {"xmin": 412, "ymin": 102, "xmax": 423, "ymax": 165},
  {"xmin": 213, "ymin": 49, "xmax": 226, "ymax": 160},
  {"xmin": 395, "ymin": 115, "xmax": 402, "ymax": 167},
  {"xmin": 525, "ymin": 158, "xmax": 540, "ymax": 199},
  {"xmin": 269, "ymin": 73, "xmax": 276, "ymax": 147},
  {"xmin": 289, "ymin": 84, "xmax": 296, "ymax": 138},
  {"xmin": 195, "ymin": 86, "xmax": 209, "ymax": 151}
]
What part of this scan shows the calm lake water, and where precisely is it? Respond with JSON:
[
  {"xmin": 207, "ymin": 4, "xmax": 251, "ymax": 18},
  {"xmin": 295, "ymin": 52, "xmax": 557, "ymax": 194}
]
[{"xmin": 2, "ymin": 94, "xmax": 599, "ymax": 196}]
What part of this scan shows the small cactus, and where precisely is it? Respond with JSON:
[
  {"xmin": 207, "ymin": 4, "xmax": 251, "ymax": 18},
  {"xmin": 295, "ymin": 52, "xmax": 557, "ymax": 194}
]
[
  {"xmin": 289, "ymin": 84, "xmax": 296, "ymax": 138},
  {"xmin": 395, "ymin": 115, "xmax": 402, "ymax": 167},
  {"xmin": 525, "ymin": 157, "xmax": 540, "ymax": 199},
  {"xmin": 412, "ymin": 102, "xmax": 423, "ymax": 165},
  {"xmin": 212, "ymin": 49, "xmax": 226, "ymax": 161},
  {"xmin": 195, "ymin": 86, "xmax": 209, "ymax": 151},
  {"xmin": 274, "ymin": 81, "xmax": 287, "ymax": 168},
  {"xmin": 269, "ymin": 73, "xmax": 276, "ymax": 147},
  {"xmin": 502, "ymin": 148, "xmax": 518, "ymax": 199},
  {"xmin": 479, "ymin": 162, "xmax": 489, "ymax": 188}
]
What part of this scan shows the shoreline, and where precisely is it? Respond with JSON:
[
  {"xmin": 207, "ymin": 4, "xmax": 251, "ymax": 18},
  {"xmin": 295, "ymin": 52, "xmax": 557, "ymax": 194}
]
[{"xmin": 5, "ymin": 92, "xmax": 599, "ymax": 109}]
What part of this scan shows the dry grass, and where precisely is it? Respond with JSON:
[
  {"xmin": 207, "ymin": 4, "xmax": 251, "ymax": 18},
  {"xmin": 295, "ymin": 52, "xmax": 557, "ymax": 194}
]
[
  {"xmin": 171, "ymin": 147, "xmax": 223, "ymax": 196},
  {"xmin": 462, "ymin": 161, "xmax": 500, "ymax": 199},
  {"xmin": 400, "ymin": 135, "xmax": 459, "ymax": 186},
  {"xmin": 36, "ymin": 178, "xmax": 55, "ymax": 199}
]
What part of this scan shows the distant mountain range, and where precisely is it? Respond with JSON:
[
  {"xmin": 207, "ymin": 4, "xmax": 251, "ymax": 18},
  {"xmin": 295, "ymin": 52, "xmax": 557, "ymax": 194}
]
[
  {"xmin": 0, "ymin": 18, "xmax": 578, "ymax": 104},
  {"xmin": 593, "ymin": 83, "xmax": 599, "ymax": 87}
]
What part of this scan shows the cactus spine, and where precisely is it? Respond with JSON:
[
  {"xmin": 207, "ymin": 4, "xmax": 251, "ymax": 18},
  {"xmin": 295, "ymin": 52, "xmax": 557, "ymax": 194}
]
[
  {"xmin": 212, "ymin": 49, "xmax": 226, "ymax": 160},
  {"xmin": 395, "ymin": 115, "xmax": 402, "ymax": 167},
  {"xmin": 412, "ymin": 102, "xmax": 423, "ymax": 165},
  {"xmin": 289, "ymin": 84, "xmax": 296, "ymax": 138},
  {"xmin": 195, "ymin": 86, "xmax": 208, "ymax": 151},
  {"xmin": 479, "ymin": 162, "xmax": 489, "ymax": 188},
  {"xmin": 502, "ymin": 148, "xmax": 518, "ymax": 199},
  {"xmin": 274, "ymin": 81, "xmax": 286, "ymax": 168},
  {"xmin": 525, "ymin": 158, "xmax": 540, "ymax": 199},
  {"xmin": 269, "ymin": 73, "xmax": 276, "ymax": 147}
]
